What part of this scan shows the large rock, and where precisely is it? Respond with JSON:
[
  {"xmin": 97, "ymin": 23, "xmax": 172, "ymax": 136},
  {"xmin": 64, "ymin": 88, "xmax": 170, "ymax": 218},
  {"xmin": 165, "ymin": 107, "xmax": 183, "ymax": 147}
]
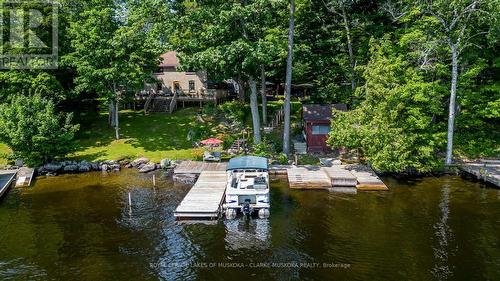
[
  {"xmin": 131, "ymin": 157, "xmax": 150, "ymax": 168},
  {"xmin": 101, "ymin": 164, "xmax": 109, "ymax": 172},
  {"xmin": 44, "ymin": 162, "xmax": 63, "ymax": 172},
  {"xmin": 173, "ymin": 174, "xmax": 198, "ymax": 185},
  {"xmin": 110, "ymin": 164, "xmax": 121, "ymax": 172},
  {"xmin": 78, "ymin": 161, "xmax": 91, "ymax": 172},
  {"xmin": 90, "ymin": 162, "xmax": 100, "ymax": 171},
  {"xmin": 139, "ymin": 162, "xmax": 156, "ymax": 173},
  {"xmin": 160, "ymin": 159, "xmax": 171, "ymax": 169},
  {"xmin": 63, "ymin": 164, "xmax": 78, "ymax": 172}
]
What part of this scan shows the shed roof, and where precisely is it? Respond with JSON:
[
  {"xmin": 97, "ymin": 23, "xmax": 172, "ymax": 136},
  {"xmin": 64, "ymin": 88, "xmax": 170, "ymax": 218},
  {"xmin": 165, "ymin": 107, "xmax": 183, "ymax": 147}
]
[
  {"xmin": 159, "ymin": 51, "xmax": 180, "ymax": 68},
  {"xmin": 302, "ymin": 104, "xmax": 347, "ymax": 121},
  {"xmin": 227, "ymin": 156, "xmax": 268, "ymax": 171}
]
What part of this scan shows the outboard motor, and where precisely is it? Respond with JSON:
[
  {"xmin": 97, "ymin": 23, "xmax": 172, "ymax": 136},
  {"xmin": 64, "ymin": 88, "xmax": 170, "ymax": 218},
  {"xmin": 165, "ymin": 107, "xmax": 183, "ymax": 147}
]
[{"xmin": 242, "ymin": 199, "xmax": 252, "ymax": 216}]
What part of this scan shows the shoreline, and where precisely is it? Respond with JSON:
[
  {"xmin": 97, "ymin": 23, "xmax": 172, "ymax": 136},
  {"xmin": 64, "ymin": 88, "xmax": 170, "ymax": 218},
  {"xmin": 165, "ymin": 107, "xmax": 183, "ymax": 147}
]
[{"xmin": 2, "ymin": 158, "xmax": 498, "ymax": 189}]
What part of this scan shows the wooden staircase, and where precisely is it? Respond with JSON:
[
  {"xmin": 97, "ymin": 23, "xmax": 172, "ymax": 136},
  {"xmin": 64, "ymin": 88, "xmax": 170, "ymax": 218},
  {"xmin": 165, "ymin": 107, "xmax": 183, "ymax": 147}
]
[
  {"xmin": 263, "ymin": 106, "xmax": 284, "ymax": 133},
  {"xmin": 143, "ymin": 92, "xmax": 155, "ymax": 115},
  {"xmin": 144, "ymin": 92, "xmax": 178, "ymax": 114},
  {"xmin": 169, "ymin": 91, "xmax": 178, "ymax": 114}
]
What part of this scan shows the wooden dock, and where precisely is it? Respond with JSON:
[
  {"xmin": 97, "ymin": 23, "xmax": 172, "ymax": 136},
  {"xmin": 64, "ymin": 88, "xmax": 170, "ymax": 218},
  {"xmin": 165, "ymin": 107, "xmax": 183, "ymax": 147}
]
[
  {"xmin": 174, "ymin": 171, "xmax": 227, "ymax": 220},
  {"xmin": 15, "ymin": 167, "xmax": 35, "ymax": 187},
  {"xmin": 287, "ymin": 167, "xmax": 332, "ymax": 189},
  {"xmin": 459, "ymin": 160, "xmax": 500, "ymax": 188},
  {"xmin": 0, "ymin": 170, "xmax": 17, "ymax": 199},
  {"xmin": 351, "ymin": 170, "xmax": 388, "ymax": 191},
  {"xmin": 284, "ymin": 165, "xmax": 388, "ymax": 191},
  {"xmin": 174, "ymin": 161, "xmax": 227, "ymax": 175}
]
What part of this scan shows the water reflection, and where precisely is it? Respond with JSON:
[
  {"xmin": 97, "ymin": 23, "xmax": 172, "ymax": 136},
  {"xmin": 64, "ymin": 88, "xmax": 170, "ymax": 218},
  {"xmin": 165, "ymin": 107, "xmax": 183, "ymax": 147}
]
[
  {"xmin": 432, "ymin": 185, "xmax": 453, "ymax": 280},
  {"xmin": 1, "ymin": 172, "xmax": 499, "ymax": 280},
  {"xmin": 224, "ymin": 218, "xmax": 271, "ymax": 251}
]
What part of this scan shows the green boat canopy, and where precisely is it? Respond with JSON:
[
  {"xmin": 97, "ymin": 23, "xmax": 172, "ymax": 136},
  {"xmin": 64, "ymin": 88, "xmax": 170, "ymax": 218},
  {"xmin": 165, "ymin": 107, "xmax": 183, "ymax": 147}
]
[{"xmin": 227, "ymin": 156, "xmax": 269, "ymax": 171}]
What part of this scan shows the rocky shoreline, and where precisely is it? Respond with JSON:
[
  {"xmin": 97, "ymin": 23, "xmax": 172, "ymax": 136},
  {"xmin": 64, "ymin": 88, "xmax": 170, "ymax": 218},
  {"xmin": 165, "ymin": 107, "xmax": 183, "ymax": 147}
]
[{"xmin": 31, "ymin": 157, "xmax": 173, "ymax": 177}]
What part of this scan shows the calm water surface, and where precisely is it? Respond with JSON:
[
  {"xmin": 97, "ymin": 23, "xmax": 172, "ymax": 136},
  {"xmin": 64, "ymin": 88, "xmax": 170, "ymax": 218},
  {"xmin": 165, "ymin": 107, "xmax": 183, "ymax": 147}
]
[{"xmin": 0, "ymin": 170, "xmax": 499, "ymax": 280}]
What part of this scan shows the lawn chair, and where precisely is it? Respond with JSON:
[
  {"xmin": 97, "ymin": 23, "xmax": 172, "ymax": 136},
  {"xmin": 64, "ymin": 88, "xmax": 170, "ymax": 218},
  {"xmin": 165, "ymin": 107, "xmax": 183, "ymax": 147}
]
[{"xmin": 203, "ymin": 151, "xmax": 221, "ymax": 162}]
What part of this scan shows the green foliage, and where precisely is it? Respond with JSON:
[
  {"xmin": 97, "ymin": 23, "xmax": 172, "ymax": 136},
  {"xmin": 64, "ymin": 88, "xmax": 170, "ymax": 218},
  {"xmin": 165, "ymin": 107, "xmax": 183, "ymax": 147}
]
[
  {"xmin": 328, "ymin": 36, "xmax": 447, "ymax": 173},
  {"xmin": 0, "ymin": 71, "xmax": 66, "ymax": 103},
  {"xmin": 253, "ymin": 138, "xmax": 275, "ymax": 158},
  {"xmin": 64, "ymin": 0, "xmax": 160, "ymax": 98},
  {"xmin": 218, "ymin": 101, "xmax": 250, "ymax": 125},
  {"xmin": 276, "ymin": 153, "xmax": 289, "ymax": 165},
  {"xmin": 0, "ymin": 94, "xmax": 79, "ymax": 166},
  {"xmin": 202, "ymin": 102, "xmax": 219, "ymax": 116}
]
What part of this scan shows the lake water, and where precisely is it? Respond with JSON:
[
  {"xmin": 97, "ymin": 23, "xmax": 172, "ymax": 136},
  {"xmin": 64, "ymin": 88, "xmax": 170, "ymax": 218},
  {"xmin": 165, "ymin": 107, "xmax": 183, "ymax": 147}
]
[{"xmin": 0, "ymin": 170, "xmax": 499, "ymax": 280}]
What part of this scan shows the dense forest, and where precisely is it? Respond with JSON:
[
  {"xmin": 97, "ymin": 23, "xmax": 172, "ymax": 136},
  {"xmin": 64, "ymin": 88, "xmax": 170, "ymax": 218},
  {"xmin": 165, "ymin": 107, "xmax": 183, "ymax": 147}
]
[{"xmin": 0, "ymin": 0, "xmax": 498, "ymax": 173}]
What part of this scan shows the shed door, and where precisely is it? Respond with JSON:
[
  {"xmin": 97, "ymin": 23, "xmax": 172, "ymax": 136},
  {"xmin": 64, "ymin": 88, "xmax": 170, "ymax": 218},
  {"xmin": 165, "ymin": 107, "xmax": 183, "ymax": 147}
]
[{"xmin": 310, "ymin": 124, "xmax": 330, "ymax": 152}]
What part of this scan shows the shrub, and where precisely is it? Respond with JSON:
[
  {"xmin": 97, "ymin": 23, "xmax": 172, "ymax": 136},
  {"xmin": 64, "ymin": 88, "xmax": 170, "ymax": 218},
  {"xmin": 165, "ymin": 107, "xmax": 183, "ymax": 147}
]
[
  {"xmin": 0, "ymin": 94, "xmax": 80, "ymax": 166},
  {"xmin": 202, "ymin": 102, "xmax": 219, "ymax": 116},
  {"xmin": 218, "ymin": 101, "xmax": 249, "ymax": 124}
]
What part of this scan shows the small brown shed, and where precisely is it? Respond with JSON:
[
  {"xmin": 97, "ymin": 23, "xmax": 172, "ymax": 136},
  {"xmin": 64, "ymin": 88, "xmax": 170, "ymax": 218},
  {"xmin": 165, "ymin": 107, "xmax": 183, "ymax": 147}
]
[{"xmin": 302, "ymin": 104, "xmax": 347, "ymax": 153}]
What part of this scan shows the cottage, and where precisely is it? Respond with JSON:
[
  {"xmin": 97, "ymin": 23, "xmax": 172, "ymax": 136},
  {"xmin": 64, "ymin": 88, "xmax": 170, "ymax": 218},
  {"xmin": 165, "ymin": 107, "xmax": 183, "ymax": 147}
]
[
  {"xmin": 153, "ymin": 51, "xmax": 207, "ymax": 95},
  {"xmin": 302, "ymin": 104, "xmax": 347, "ymax": 153},
  {"xmin": 139, "ymin": 51, "xmax": 232, "ymax": 113}
]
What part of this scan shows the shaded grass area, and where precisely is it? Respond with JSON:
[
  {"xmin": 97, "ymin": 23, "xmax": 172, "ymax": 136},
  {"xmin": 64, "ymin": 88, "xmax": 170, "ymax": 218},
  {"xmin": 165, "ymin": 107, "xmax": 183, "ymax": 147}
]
[
  {"xmin": 71, "ymin": 108, "xmax": 205, "ymax": 162},
  {"xmin": 0, "ymin": 144, "xmax": 12, "ymax": 165}
]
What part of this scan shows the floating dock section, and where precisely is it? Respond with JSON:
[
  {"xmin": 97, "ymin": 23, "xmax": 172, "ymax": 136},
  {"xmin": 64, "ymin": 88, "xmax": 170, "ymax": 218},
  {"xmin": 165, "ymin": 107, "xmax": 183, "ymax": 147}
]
[
  {"xmin": 174, "ymin": 171, "xmax": 227, "ymax": 220},
  {"xmin": 287, "ymin": 167, "xmax": 332, "ymax": 189},
  {"xmin": 285, "ymin": 165, "xmax": 388, "ymax": 191},
  {"xmin": 0, "ymin": 170, "xmax": 17, "ymax": 199}
]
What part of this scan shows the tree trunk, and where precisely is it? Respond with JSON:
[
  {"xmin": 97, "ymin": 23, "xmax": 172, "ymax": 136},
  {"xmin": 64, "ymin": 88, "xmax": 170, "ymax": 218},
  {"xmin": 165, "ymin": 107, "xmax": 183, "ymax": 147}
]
[
  {"xmin": 237, "ymin": 79, "xmax": 245, "ymax": 102},
  {"xmin": 260, "ymin": 65, "xmax": 267, "ymax": 126},
  {"xmin": 249, "ymin": 78, "xmax": 261, "ymax": 144},
  {"xmin": 446, "ymin": 44, "xmax": 458, "ymax": 165},
  {"xmin": 283, "ymin": 0, "xmax": 295, "ymax": 157},
  {"xmin": 341, "ymin": 5, "xmax": 356, "ymax": 91},
  {"xmin": 109, "ymin": 100, "xmax": 116, "ymax": 127},
  {"xmin": 115, "ymin": 98, "xmax": 120, "ymax": 140}
]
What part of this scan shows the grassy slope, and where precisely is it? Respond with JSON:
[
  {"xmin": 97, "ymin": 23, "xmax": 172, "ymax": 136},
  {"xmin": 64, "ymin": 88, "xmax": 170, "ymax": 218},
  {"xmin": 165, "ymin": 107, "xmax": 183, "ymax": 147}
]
[{"xmin": 71, "ymin": 108, "xmax": 204, "ymax": 162}]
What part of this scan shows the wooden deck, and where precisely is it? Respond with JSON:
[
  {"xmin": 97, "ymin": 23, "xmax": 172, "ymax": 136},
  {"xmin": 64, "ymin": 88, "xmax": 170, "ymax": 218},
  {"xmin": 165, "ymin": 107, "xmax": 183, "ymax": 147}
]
[
  {"xmin": 174, "ymin": 171, "xmax": 227, "ymax": 220},
  {"xmin": 287, "ymin": 167, "xmax": 332, "ymax": 189},
  {"xmin": 174, "ymin": 161, "xmax": 227, "ymax": 175},
  {"xmin": 459, "ymin": 160, "xmax": 500, "ymax": 188},
  {"xmin": 0, "ymin": 170, "xmax": 17, "ymax": 199}
]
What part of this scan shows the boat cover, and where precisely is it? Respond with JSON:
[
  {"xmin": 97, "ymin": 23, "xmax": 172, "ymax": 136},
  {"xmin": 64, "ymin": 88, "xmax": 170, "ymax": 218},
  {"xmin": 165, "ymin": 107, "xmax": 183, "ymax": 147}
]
[{"xmin": 227, "ymin": 156, "xmax": 268, "ymax": 171}]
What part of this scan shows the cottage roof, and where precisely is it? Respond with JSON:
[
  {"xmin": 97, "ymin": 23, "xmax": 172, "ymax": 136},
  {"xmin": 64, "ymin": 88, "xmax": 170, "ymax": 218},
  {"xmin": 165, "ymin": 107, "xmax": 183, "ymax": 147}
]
[
  {"xmin": 159, "ymin": 51, "xmax": 180, "ymax": 68},
  {"xmin": 302, "ymin": 104, "xmax": 347, "ymax": 121}
]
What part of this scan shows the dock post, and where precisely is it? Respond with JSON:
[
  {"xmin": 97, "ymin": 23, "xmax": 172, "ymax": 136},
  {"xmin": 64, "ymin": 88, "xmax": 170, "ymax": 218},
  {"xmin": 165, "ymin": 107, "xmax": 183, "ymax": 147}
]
[
  {"xmin": 128, "ymin": 192, "xmax": 132, "ymax": 215},
  {"xmin": 153, "ymin": 174, "xmax": 156, "ymax": 187}
]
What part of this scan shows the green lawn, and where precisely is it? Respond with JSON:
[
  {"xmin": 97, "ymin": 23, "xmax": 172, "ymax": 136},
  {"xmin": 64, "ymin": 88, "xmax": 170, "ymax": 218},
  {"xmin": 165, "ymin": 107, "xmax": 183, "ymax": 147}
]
[
  {"xmin": 0, "ymin": 104, "xmax": 298, "ymax": 165},
  {"xmin": 71, "ymin": 108, "xmax": 206, "ymax": 162}
]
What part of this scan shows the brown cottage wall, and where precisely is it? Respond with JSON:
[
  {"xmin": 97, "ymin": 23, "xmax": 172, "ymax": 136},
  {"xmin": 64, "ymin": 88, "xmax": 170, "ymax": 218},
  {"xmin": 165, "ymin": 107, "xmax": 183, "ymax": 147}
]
[{"xmin": 153, "ymin": 69, "xmax": 208, "ymax": 94}]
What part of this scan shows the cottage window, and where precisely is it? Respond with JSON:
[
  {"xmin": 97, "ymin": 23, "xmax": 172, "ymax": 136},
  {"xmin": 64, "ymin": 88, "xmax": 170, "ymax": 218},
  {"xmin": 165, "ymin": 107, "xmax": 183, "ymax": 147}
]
[
  {"xmin": 312, "ymin": 125, "xmax": 330, "ymax": 135},
  {"xmin": 189, "ymin": 80, "xmax": 195, "ymax": 92}
]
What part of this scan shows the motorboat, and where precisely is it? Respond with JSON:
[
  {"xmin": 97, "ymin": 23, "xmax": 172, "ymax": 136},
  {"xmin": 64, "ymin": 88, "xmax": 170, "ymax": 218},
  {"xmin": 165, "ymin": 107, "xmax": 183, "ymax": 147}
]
[{"xmin": 223, "ymin": 156, "xmax": 270, "ymax": 219}]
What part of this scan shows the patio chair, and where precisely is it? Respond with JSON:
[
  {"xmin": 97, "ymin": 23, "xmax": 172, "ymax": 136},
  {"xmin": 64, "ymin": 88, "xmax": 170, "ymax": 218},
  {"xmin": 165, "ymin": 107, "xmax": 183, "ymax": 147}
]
[{"xmin": 203, "ymin": 151, "xmax": 221, "ymax": 162}]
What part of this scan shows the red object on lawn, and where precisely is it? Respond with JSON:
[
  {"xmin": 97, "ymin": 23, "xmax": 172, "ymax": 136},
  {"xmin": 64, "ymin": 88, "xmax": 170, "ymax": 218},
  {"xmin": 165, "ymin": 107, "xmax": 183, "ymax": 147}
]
[{"xmin": 200, "ymin": 138, "xmax": 223, "ymax": 145}]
